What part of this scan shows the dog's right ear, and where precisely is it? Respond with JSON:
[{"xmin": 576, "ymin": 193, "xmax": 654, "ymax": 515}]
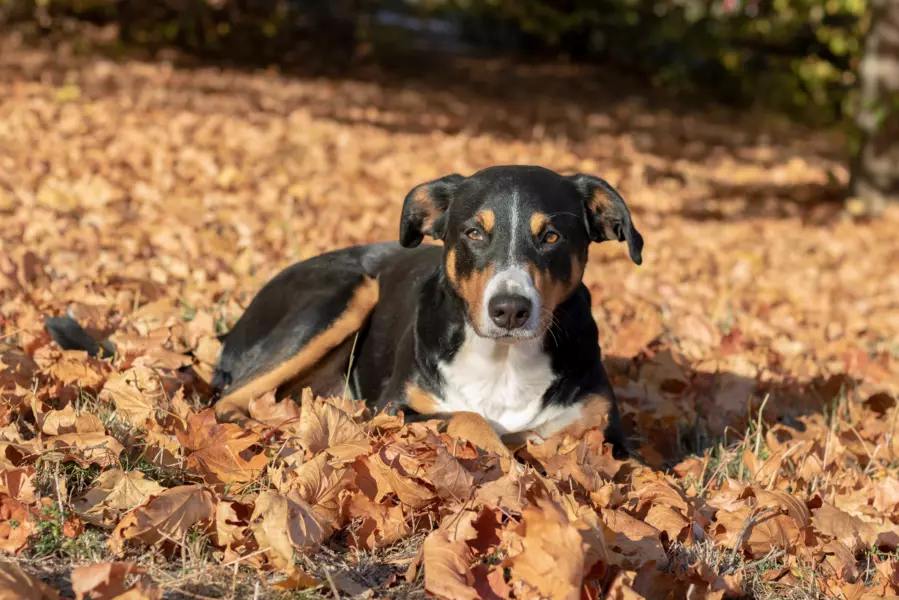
[{"xmin": 399, "ymin": 174, "xmax": 465, "ymax": 247}]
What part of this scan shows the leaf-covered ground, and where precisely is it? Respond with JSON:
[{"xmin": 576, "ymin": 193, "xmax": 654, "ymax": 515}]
[{"xmin": 1, "ymin": 30, "xmax": 899, "ymax": 600}]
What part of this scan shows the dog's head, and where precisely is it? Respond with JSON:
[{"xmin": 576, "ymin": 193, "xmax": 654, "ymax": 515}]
[{"xmin": 399, "ymin": 165, "xmax": 643, "ymax": 341}]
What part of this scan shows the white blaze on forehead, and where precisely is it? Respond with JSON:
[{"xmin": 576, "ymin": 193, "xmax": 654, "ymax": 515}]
[{"xmin": 508, "ymin": 189, "xmax": 520, "ymax": 262}]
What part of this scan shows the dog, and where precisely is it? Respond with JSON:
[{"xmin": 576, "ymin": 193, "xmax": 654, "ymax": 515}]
[{"xmin": 210, "ymin": 165, "xmax": 643, "ymax": 458}]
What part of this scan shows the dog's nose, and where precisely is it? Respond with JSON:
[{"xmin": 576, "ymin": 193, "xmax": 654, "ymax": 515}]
[{"xmin": 488, "ymin": 294, "xmax": 532, "ymax": 330}]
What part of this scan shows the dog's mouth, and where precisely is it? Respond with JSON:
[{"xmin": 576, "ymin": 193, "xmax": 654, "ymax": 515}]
[{"xmin": 470, "ymin": 320, "xmax": 545, "ymax": 343}]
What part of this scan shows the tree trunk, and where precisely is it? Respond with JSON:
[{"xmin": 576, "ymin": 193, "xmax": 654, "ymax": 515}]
[{"xmin": 848, "ymin": 0, "xmax": 899, "ymax": 216}]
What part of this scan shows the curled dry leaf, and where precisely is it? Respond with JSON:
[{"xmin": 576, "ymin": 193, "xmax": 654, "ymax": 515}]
[
  {"xmin": 175, "ymin": 409, "xmax": 268, "ymax": 487},
  {"xmin": 38, "ymin": 403, "xmax": 104, "ymax": 436},
  {"xmin": 506, "ymin": 496, "xmax": 589, "ymax": 600},
  {"xmin": 71, "ymin": 562, "xmax": 144, "ymax": 600},
  {"xmin": 422, "ymin": 528, "xmax": 479, "ymax": 600},
  {"xmin": 109, "ymin": 484, "xmax": 216, "ymax": 554},
  {"xmin": 602, "ymin": 509, "xmax": 668, "ymax": 569},
  {"xmin": 0, "ymin": 466, "xmax": 36, "ymax": 504},
  {"xmin": 426, "ymin": 445, "xmax": 475, "ymax": 501},
  {"xmin": 0, "ymin": 560, "xmax": 59, "ymax": 600},
  {"xmin": 296, "ymin": 391, "xmax": 369, "ymax": 458},
  {"xmin": 44, "ymin": 432, "xmax": 125, "ymax": 468},
  {"xmin": 249, "ymin": 490, "xmax": 331, "ymax": 569},
  {"xmin": 812, "ymin": 502, "xmax": 877, "ymax": 553},
  {"xmin": 0, "ymin": 494, "xmax": 34, "ymax": 554},
  {"xmin": 99, "ymin": 367, "xmax": 167, "ymax": 427},
  {"xmin": 75, "ymin": 470, "xmax": 165, "ymax": 525},
  {"xmin": 344, "ymin": 493, "xmax": 411, "ymax": 551}
]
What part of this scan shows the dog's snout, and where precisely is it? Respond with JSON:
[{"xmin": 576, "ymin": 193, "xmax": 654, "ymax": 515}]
[{"xmin": 488, "ymin": 294, "xmax": 532, "ymax": 330}]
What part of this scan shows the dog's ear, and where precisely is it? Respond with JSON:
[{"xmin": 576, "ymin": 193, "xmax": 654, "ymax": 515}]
[
  {"xmin": 399, "ymin": 174, "xmax": 465, "ymax": 247},
  {"xmin": 567, "ymin": 173, "xmax": 643, "ymax": 265}
]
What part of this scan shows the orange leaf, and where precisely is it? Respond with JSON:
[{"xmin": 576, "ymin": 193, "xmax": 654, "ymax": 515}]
[{"xmin": 422, "ymin": 528, "xmax": 479, "ymax": 600}]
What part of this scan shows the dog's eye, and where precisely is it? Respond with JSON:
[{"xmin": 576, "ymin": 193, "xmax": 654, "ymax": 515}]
[
  {"xmin": 466, "ymin": 228, "xmax": 485, "ymax": 242},
  {"xmin": 541, "ymin": 231, "xmax": 560, "ymax": 245}
]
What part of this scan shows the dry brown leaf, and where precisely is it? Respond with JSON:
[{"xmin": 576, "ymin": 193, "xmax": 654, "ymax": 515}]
[
  {"xmin": 44, "ymin": 432, "xmax": 124, "ymax": 467},
  {"xmin": 422, "ymin": 528, "xmax": 479, "ymax": 600},
  {"xmin": 99, "ymin": 367, "xmax": 166, "ymax": 427},
  {"xmin": 506, "ymin": 495, "xmax": 587, "ymax": 600},
  {"xmin": 249, "ymin": 490, "xmax": 331, "ymax": 568},
  {"xmin": 0, "ymin": 560, "xmax": 60, "ymax": 600},
  {"xmin": 75, "ymin": 470, "xmax": 165, "ymax": 524},
  {"xmin": 109, "ymin": 485, "xmax": 216, "ymax": 553},
  {"xmin": 38, "ymin": 403, "xmax": 104, "ymax": 436},
  {"xmin": 296, "ymin": 392, "xmax": 368, "ymax": 457},
  {"xmin": 71, "ymin": 562, "xmax": 144, "ymax": 600},
  {"xmin": 175, "ymin": 409, "xmax": 268, "ymax": 486},
  {"xmin": 426, "ymin": 445, "xmax": 475, "ymax": 501},
  {"xmin": 602, "ymin": 509, "xmax": 668, "ymax": 569},
  {"xmin": 812, "ymin": 502, "xmax": 877, "ymax": 553},
  {"xmin": 0, "ymin": 494, "xmax": 34, "ymax": 554}
]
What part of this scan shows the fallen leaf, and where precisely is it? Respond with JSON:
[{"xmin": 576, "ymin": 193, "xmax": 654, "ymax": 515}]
[
  {"xmin": 0, "ymin": 560, "xmax": 60, "ymax": 600},
  {"xmin": 249, "ymin": 490, "xmax": 331, "ymax": 568},
  {"xmin": 110, "ymin": 485, "xmax": 216, "ymax": 553},
  {"xmin": 175, "ymin": 409, "xmax": 268, "ymax": 486},
  {"xmin": 422, "ymin": 528, "xmax": 479, "ymax": 600},
  {"xmin": 71, "ymin": 562, "xmax": 144, "ymax": 600}
]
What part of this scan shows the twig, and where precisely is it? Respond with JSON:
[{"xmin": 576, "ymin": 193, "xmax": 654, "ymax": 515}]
[{"xmin": 324, "ymin": 569, "xmax": 341, "ymax": 600}]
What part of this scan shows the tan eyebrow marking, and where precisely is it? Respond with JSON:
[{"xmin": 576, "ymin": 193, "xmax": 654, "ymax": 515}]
[
  {"xmin": 475, "ymin": 210, "xmax": 495, "ymax": 233},
  {"xmin": 530, "ymin": 212, "xmax": 549, "ymax": 236}
]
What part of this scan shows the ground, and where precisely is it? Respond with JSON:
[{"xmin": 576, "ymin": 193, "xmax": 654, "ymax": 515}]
[{"xmin": 1, "ymin": 27, "xmax": 899, "ymax": 600}]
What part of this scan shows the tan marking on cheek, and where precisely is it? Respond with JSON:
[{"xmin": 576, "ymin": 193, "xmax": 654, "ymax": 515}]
[
  {"xmin": 457, "ymin": 265, "xmax": 495, "ymax": 327},
  {"xmin": 445, "ymin": 248, "xmax": 457, "ymax": 284},
  {"xmin": 405, "ymin": 382, "xmax": 438, "ymax": 414},
  {"xmin": 528, "ymin": 261, "xmax": 577, "ymax": 325},
  {"xmin": 529, "ymin": 212, "xmax": 549, "ymax": 236},
  {"xmin": 476, "ymin": 210, "xmax": 495, "ymax": 234}
]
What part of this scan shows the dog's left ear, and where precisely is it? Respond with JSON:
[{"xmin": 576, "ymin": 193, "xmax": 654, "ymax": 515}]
[
  {"xmin": 567, "ymin": 173, "xmax": 644, "ymax": 265},
  {"xmin": 399, "ymin": 174, "xmax": 465, "ymax": 247}
]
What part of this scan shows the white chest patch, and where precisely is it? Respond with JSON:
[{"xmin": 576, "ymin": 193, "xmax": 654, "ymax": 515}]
[{"xmin": 435, "ymin": 326, "xmax": 579, "ymax": 436}]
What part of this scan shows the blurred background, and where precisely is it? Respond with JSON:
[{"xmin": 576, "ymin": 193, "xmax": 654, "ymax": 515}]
[{"xmin": 0, "ymin": 0, "xmax": 897, "ymax": 455}]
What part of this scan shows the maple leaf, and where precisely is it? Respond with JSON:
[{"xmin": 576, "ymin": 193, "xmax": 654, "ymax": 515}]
[
  {"xmin": 422, "ymin": 528, "xmax": 479, "ymax": 600},
  {"xmin": 874, "ymin": 477, "xmax": 899, "ymax": 514},
  {"xmin": 365, "ymin": 446, "xmax": 436, "ymax": 509},
  {"xmin": 109, "ymin": 485, "xmax": 216, "ymax": 553},
  {"xmin": 812, "ymin": 502, "xmax": 878, "ymax": 553},
  {"xmin": 38, "ymin": 403, "xmax": 104, "ymax": 436},
  {"xmin": 71, "ymin": 562, "xmax": 144, "ymax": 600},
  {"xmin": 426, "ymin": 445, "xmax": 475, "ymax": 501},
  {"xmin": 0, "ymin": 560, "xmax": 60, "ymax": 600},
  {"xmin": 175, "ymin": 408, "xmax": 268, "ymax": 487},
  {"xmin": 249, "ymin": 490, "xmax": 331, "ymax": 569},
  {"xmin": 247, "ymin": 390, "xmax": 302, "ymax": 428},
  {"xmin": 506, "ymin": 495, "xmax": 588, "ymax": 600},
  {"xmin": 214, "ymin": 500, "xmax": 252, "ymax": 549},
  {"xmin": 295, "ymin": 391, "xmax": 369, "ymax": 458},
  {"xmin": 289, "ymin": 452, "xmax": 351, "ymax": 528},
  {"xmin": 602, "ymin": 509, "xmax": 668, "ymax": 569},
  {"xmin": 0, "ymin": 494, "xmax": 34, "ymax": 554},
  {"xmin": 0, "ymin": 466, "xmax": 36, "ymax": 504},
  {"xmin": 44, "ymin": 432, "xmax": 124, "ymax": 468},
  {"xmin": 99, "ymin": 367, "xmax": 167, "ymax": 427},
  {"xmin": 74, "ymin": 470, "xmax": 165, "ymax": 525}
]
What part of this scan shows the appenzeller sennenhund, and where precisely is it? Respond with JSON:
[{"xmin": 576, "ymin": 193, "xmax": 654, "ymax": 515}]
[{"xmin": 209, "ymin": 165, "xmax": 644, "ymax": 459}]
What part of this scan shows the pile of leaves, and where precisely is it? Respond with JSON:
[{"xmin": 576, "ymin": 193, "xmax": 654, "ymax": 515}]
[{"xmin": 1, "ymin": 32, "xmax": 899, "ymax": 599}]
